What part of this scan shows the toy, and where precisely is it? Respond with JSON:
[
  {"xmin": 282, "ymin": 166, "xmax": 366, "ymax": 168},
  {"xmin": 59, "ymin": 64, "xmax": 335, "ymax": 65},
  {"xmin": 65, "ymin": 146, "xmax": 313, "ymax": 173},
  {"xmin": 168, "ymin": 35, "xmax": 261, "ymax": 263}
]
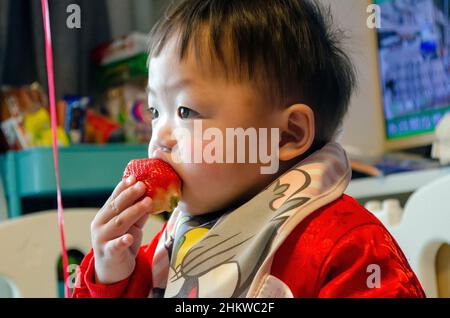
[
  {"xmin": 122, "ymin": 158, "xmax": 181, "ymax": 214},
  {"xmin": 83, "ymin": 109, "xmax": 124, "ymax": 144},
  {"xmin": 64, "ymin": 96, "xmax": 89, "ymax": 144}
]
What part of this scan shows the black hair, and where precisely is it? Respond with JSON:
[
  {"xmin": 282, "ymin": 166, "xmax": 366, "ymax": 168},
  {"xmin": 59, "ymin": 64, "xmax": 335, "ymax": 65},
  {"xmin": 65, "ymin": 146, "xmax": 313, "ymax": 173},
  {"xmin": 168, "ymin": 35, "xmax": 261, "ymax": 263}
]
[{"xmin": 148, "ymin": 0, "xmax": 356, "ymax": 147}]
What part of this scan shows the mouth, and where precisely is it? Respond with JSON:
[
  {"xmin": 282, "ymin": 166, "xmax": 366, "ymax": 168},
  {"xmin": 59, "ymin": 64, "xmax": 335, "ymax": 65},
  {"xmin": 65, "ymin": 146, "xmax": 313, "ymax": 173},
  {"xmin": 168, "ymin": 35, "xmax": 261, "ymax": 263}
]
[
  {"xmin": 150, "ymin": 147, "xmax": 186, "ymax": 197},
  {"xmin": 151, "ymin": 147, "xmax": 172, "ymax": 163},
  {"xmin": 150, "ymin": 147, "xmax": 183, "ymax": 180}
]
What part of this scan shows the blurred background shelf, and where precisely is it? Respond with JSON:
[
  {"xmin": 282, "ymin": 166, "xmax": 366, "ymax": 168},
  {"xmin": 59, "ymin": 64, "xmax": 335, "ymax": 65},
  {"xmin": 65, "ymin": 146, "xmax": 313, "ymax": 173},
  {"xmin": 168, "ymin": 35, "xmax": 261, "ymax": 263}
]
[
  {"xmin": 346, "ymin": 166, "xmax": 450, "ymax": 205},
  {"xmin": 0, "ymin": 144, "xmax": 147, "ymax": 219}
]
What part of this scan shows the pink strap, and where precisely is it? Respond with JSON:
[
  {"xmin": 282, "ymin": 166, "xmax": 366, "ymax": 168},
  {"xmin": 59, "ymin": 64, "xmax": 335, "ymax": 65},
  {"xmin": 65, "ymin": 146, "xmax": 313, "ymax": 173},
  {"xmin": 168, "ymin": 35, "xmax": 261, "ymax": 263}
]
[{"xmin": 40, "ymin": 0, "xmax": 70, "ymax": 298}]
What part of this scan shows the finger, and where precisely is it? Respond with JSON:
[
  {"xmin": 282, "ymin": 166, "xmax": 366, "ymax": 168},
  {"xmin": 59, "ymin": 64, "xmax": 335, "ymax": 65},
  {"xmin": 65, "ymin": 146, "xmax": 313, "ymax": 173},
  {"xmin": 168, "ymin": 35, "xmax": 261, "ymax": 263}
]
[
  {"xmin": 102, "ymin": 197, "xmax": 152, "ymax": 237},
  {"xmin": 107, "ymin": 175, "xmax": 137, "ymax": 205},
  {"xmin": 127, "ymin": 225, "xmax": 143, "ymax": 254},
  {"xmin": 104, "ymin": 233, "xmax": 134, "ymax": 257},
  {"xmin": 98, "ymin": 181, "xmax": 147, "ymax": 225},
  {"xmin": 113, "ymin": 181, "xmax": 147, "ymax": 212},
  {"xmin": 94, "ymin": 176, "xmax": 137, "ymax": 225},
  {"xmin": 134, "ymin": 213, "xmax": 150, "ymax": 229},
  {"xmin": 126, "ymin": 213, "xmax": 149, "ymax": 255}
]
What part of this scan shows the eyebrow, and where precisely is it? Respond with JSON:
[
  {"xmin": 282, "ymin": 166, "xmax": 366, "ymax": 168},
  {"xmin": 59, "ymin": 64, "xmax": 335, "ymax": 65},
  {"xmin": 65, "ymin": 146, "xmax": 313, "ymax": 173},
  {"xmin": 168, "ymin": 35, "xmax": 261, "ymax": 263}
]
[{"xmin": 146, "ymin": 78, "xmax": 195, "ymax": 97}]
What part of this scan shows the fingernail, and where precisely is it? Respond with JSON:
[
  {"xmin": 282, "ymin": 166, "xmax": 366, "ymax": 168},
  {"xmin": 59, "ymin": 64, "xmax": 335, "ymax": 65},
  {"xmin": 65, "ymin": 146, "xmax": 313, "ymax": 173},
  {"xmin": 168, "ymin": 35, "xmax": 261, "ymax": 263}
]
[
  {"xmin": 126, "ymin": 176, "xmax": 134, "ymax": 185},
  {"xmin": 143, "ymin": 197, "xmax": 151, "ymax": 206}
]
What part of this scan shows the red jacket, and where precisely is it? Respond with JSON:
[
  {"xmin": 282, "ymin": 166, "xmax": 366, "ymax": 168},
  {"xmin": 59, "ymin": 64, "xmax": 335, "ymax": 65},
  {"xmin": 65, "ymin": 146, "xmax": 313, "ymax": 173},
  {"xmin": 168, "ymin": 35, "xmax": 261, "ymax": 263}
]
[{"xmin": 72, "ymin": 195, "xmax": 425, "ymax": 298}]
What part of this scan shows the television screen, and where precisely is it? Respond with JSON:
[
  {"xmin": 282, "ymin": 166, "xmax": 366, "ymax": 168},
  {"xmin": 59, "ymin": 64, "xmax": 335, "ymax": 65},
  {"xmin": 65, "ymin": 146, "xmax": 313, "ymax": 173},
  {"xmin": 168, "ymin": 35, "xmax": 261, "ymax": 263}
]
[{"xmin": 376, "ymin": 0, "xmax": 450, "ymax": 140}]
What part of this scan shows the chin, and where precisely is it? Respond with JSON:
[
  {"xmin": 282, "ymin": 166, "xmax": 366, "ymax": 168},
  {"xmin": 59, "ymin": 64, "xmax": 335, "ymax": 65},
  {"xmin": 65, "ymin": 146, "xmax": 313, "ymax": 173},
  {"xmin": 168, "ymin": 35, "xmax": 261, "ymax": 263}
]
[{"xmin": 177, "ymin": 201, "xmax": 206, "ymax": 216}]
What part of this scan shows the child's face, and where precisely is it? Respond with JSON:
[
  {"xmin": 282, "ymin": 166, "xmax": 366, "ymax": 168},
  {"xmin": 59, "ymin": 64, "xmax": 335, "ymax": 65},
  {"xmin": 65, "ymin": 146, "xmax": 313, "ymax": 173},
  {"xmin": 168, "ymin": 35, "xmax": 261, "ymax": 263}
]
[{"xmin": 147, "ymin": 37, "xmax": 286, "ymax": 215}]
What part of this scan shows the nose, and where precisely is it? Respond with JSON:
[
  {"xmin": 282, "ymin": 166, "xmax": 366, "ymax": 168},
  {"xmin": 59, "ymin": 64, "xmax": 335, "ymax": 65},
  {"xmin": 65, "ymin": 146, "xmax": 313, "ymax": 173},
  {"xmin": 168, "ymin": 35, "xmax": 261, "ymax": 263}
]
[
  {"xmin": 156, "ymin": 139, "xmax": 176, "ymax": 152},
  {"xmin": 151, "ymin": 119, "xmax": 177, "ymax": 152}
]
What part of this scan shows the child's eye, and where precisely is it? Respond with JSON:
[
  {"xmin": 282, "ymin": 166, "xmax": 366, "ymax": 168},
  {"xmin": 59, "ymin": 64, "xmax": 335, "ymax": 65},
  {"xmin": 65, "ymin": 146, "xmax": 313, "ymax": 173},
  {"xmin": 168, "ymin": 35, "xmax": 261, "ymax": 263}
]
[
  {"xmin": 149, "ymin": 107, "xmax": 159, "ymax": 120},
  {"xmin": 177, "ymin": 106, "xmax": 200, "ymax": 119}
]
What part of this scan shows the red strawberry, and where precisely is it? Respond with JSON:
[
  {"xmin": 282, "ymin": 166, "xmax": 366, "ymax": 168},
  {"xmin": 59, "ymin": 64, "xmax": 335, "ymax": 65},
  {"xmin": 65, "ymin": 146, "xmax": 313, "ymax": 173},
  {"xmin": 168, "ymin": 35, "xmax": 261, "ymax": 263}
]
[{"xmin": 123, "ymin": 158, "xmax": 181, "ymax": 214}]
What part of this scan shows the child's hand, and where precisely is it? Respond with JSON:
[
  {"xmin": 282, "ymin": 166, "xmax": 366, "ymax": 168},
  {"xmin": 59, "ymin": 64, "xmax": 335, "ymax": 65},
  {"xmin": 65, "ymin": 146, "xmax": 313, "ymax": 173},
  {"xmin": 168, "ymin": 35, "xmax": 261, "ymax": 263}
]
[{"xmin": 91, "ymin": 175, "xmax": 153, "ymax": 285}]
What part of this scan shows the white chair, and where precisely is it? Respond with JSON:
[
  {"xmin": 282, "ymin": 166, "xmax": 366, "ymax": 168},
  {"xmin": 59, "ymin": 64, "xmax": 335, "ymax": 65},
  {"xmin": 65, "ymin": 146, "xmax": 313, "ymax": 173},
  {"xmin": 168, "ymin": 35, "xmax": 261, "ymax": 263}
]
[
  {"xmin": 379, "ymin": 174, "xmax": 450, "ymax": 298},
  {"xmin": 0, "ymin": 174, "xmax": 8, "ymax": 221},
  {"xmin": 0, "ymin": 209, "xmax": 164, "ymax": 298}
]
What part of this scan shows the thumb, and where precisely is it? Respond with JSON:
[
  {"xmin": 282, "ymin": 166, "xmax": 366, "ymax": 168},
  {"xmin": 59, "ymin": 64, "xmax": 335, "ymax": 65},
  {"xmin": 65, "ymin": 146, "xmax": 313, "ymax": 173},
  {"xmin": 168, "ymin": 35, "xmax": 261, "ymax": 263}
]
[{"xmin": 105, "ymin": 233, "xmax": 134, "ymax": 257}]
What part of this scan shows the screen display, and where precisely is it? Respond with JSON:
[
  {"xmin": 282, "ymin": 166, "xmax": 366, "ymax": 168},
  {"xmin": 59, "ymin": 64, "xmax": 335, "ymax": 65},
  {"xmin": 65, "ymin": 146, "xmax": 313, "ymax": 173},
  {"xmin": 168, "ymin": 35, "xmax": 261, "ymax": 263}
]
[{"xmin": 376, "ymin": 0, "xmax": 450, "ymax": 139}]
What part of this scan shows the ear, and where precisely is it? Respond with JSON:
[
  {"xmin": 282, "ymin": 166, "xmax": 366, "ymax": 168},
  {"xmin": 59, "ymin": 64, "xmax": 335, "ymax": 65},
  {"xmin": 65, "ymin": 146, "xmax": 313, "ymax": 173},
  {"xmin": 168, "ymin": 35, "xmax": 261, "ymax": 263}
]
[{"xmin": 279, "ymin": 104, "xmax": 315, "ymax": 161}]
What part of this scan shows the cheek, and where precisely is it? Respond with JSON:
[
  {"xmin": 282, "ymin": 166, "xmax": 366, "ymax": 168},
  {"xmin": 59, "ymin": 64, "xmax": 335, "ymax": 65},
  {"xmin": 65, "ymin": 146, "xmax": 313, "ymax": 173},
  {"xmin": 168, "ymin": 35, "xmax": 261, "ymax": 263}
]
[
  {"xmin": 172, "ymin": 125, "xmax": 212, "ymax": 161},
  {"xmin": 182, "ymin": 161, "xmax": 258, "ymax": 194},
  {"xmin": 181, "ymin": 161, "xmax": 223, "ymax": 184}
]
